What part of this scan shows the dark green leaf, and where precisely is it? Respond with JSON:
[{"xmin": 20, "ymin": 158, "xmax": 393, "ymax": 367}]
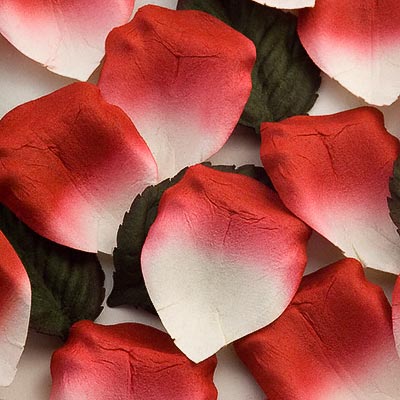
[
  {"xmin": 178, "ymin": 0, "xmax": 321, "ymax": 132},
  {"xmin": 109, "ymin": 163, "xmax": 272, "ymax": 314},
  {"xmin": 389, "ymin": 157, "xmax": 400, "ymax": 236},
  {"xmin": 0, "ymin": 205, "xmax": 105, "ymax": 339}
]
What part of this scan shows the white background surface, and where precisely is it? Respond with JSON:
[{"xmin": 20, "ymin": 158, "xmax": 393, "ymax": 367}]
[{"xmin": 0, "ymin": 1, "xmax": 400, "ymax": 398}]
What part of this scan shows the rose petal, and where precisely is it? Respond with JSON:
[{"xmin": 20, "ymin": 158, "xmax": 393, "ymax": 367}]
[
  {"xmin": 0, "ymin": 231, "xmax": 31, "ymax": 386},
  {"xmin": 234, "ymin": 258, "xmax": 400, "ymax": 399},
  {"xmin": 0, "ymin": 0, "xmax": 134, "ymax": 80},
  {"xmin": 261, "ymin": 107, "xmax": 400, "ymax": 274},
  {"xmin": 252, "ymin": 0, "xmax": 315, "ymax": 9},
  {"xmin": 141, "ymin": 164, "xmax": 311, "ymax": 362},
  {"xmin": 50, "ymin": 320, "xmax": 217, "ymax": 400},
  {"xmin": 298, "ymin": 0, "xmax": 400, "ymax": 105},
  {"xmin": 0, "ymin": 82, "xmax": 157, "ymax": 253},
  {"xmin": 392, "ymin": 276, "xmax": 400, "ymax": 357},
  {"xmin": 0, "ymin": 35, "xmax": 74, "ymax": 119},
  {"xmin": 98, "ymin": 5, "xmax": 256, "ymax": 181}
]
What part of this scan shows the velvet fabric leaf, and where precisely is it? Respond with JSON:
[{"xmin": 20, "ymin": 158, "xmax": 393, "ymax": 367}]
[
  {"xmin": 0, "ymin": 82, "xmax": 157, "ymax": 253},
  {"xmin": 389, "ymin": 156, "xmax": 400, "ymax": 236},
  {"xmin": 0, "ymin": 231, "xmax": 30, "ymax": 386},
  {"xmin": 0, "ymin": 0, "xmax": 134, "ymax": 80},
  {"xmin": 251, "ymin": 0, "xmax": 315, "ymax": 8},
  {"xmin": 178, "ymin": 0, "xmax": 321, "ymax": 131},
  {"xmin": 98, "ymin": 5, "xmax": 256, "ymax": 180},
  {"xmin": 50, "ymin": 321, "xmax": 218, "ymax": 400},
  {"xmin": 235, "ymin": 258, "xmax": 400, "ymax": 399},
  {"xmin": 0, "ymin": 204, "xmax": 105, "ymax": 339},
  {"xmin": 110, "ymin": 163, "xmax": 271, "ymax": 313},
  {"xmin": 261, "ymin": 107, "xmax": 400, "ymax": 274},
  {"xmin": 141, "ymin": 164, "xmax": 310, "ymax": 362}
]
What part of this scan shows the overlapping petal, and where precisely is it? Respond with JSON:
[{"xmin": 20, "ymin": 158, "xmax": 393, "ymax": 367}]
[
  {"xmin": 141, "ymin": 164, "xmax": 311, "ymax": 362},
  {"xmin": 235, "ymin": 258, "xmax": 400, "ymax": 399},
  {"xmin": 252, "ymin": 0, "xmax": 315, "ymax": 9},
  {"xmin": 298, "ymin": 0, "xmax": 400, "ymax": 105},
  {"xmin": 0, "ymin": 231, "xmax": 31, "ymax": 386},
  {"xmin": 0, "ymin": 82, "xmax": 157, "ymax": 253},
  {"xmin": 98, "ymin": 5, "xmax": 256, "ymax": 181},
  {"xmin": 261, "ymin": 107, "xmax": 400, "ymax": 274},
  {"xmin": 50, "ymin": 320, "xmax": 217, "ymax": 400},
  {"xmin": 0, "ymin": 0, "xmax": 134, "ymax": 80}
]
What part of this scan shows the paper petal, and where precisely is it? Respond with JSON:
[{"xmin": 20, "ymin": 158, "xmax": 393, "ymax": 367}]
[
  {"xmin": 0, "ymin": 82, "xmax": 157, "ymax": 253},
  {"xmin": 261, "ymin": 107, "xmax": 400, "ymax": 274},
  {"xmin": 0, "ymin": 232, "xmax": 31, "ymax": 386},
  {"xmin": 0, "ymin": 0, "xmax": 134, "ymax": 80},
  {"xmin": 98, "ymin": 5, "xmax": 255, "ymax": 181},
  {"xmin": 392, "ymin": 275, "xmax": 400, "ymax": 358},
  {"xmin": 252, "ymin": 0, "xmax": 315, "ymax": 9},
  {"xmin": 235, "ymin": 258, "xmax": 400, "ymax": 399},
  {"xmin": 298, "ymin": 0, "xmax": 400, "ymax": 105},
  {"xmin": 141, "ymin": 164, "xmax": 311, "ymax": 362},
  {"xmin": 50, "ymin": 321, "xmax": 217, "ymax": 400}
]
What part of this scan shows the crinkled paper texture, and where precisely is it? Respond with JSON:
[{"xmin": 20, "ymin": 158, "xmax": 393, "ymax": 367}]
[
  {"xmin": 0, "ymin": 82, "xmax": 157, "ymax": 253},
  {"xmin": 235, "ymin": 258, "xmax": 400, "ymax": 399},
  {"xmin": 261, "ymin": 107, "xmax": 400, "ymax": 274},
  {"xmin": 50, "ymin": 321, "xmax": 217, "ymax": 400},
  {"xmin": 99, "ymin": 5, "xmax": 256, "ymax": 180},
  {"xmin": 141, "ymin": 164, "xmax": 311, "ymax": 362},
  {"xmin": 0, "ymin": 232, "xmax": 31, "ymax": 387},
  {"xmin": 0, "ymin": 0, "xmax": 134, "ymax": 80}
]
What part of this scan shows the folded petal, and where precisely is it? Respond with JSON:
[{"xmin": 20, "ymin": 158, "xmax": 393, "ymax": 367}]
[
  {"xmin": 0, "ymin": 82, "xmax": 157, "ymax": 253},
  {"xmin": 0, "ymin": 0, "xmax": 134, "ymax": 80},
  {"xmin": 252, "ymin": 0, "xmax": 315, "ymax": 9},
  {"xmin": 235, "ymin": 258, "xmax": 400, "ymax": 399},
  {"xmin": 98, "ymin": 5, "xmax": 256, "ymax": 181},
  {"xmin": 50, "ymin": 320, "xmax": 217, "ymax": 400},
  {"xmin": 261, "ymin": 107, "xmax": 400, "ymax": 274},
  {"xmin": 0, "ymin": 231, "xmax": 31, "ymax": 386},
  {"xmin": 298, "ymin": 0, "xmax": 400, "ymax": 105},
  {"xmin": 141, "ymin": 164, "xmax": 311, "ymax": 362}
]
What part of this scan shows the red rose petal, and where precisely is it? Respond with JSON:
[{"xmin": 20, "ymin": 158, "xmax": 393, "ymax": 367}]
[
  {"xmin": 98, "ymin": 5, "xmax": 256, "ymax": 180},
  {"xmin": 141, "ymin": 164, "xmax": 311, "ymax": 362},
  {"xmin": 0, "ymin": 231, "xmax": 31, "ymax": 386},
  {"xmin": 0, "ymin": 82, "xmax": 157, "ymax": 253},
  {"xmin": 298, "ymin": 0, "xmax": 400, "ymax": 105},
  {"xmin": 50, "ymin": 321, "xmax": 217, "ymax": 400},
  {"xmin": 392, "ymin": 276, "xmax": 400, "ymax": 358},
  {"xmin": 261, "ymin": 107, "xmax": 400, "ymax": 274},
  {"xmin": 235, "ymin": 258, "xmax": 400, "ymax": 399},
  {"xmin": 0, "ymin": 0, "xmax": 134, "ymax": 80}
]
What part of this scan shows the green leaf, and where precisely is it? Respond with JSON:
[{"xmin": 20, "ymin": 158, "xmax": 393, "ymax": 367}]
[
  {"xmin": 109, "ymin": 163, "xmax": 272, "ymax": 314},
  {"xmin": 0, "ymin": 205, "xmax": 105, "ymax": 339},
  {"xmin": 178, "ymin": 0, "xmax": 321, "ymax": 132},
  {"xmin": 389, "ymin": 157, "xmax": 400, "ymax": 236}
]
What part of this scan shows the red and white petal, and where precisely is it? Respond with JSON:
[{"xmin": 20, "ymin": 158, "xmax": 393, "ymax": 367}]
[
  {"xmin": 0, "ymin": 232, "xmax": 31, "ymax": 387},
  {"xmin": 252, "ymin": 0, "xmax": 315, "ymax": 9},
  {"xmin": 0, "ymin": 82, "xmax": 157, "ymax": 253},
  {"xmin": 261, "ymin": 107, "xmax": 400, "ymax": 274},
  {"xmin": 98, "ymin": 5, "xmax": 256, "ymax": 181},
  {"xmin": 0, "ymin": 0, "xmax": 134, "ymax": 80},
  {"xmin": 298, "ymin": 0, "xmax": 400, "ymax": 105},
  {"xmin": 392, "ymin": 276, "xmax": 400, "ymax": 357},
  {"xmin": 141, "ymin": 164, "xmax": 311, "ymax": 362},
  {"xmin": 0, "ymin": 34, "xmax": 74, "ymax": 119},
  {"xmin": 235, "ymin": 258, "xmax": 400, "ymax": 400},
  {"xmin": 50, "ymin": 321, "xmax": 217, "ymax": 400}
]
